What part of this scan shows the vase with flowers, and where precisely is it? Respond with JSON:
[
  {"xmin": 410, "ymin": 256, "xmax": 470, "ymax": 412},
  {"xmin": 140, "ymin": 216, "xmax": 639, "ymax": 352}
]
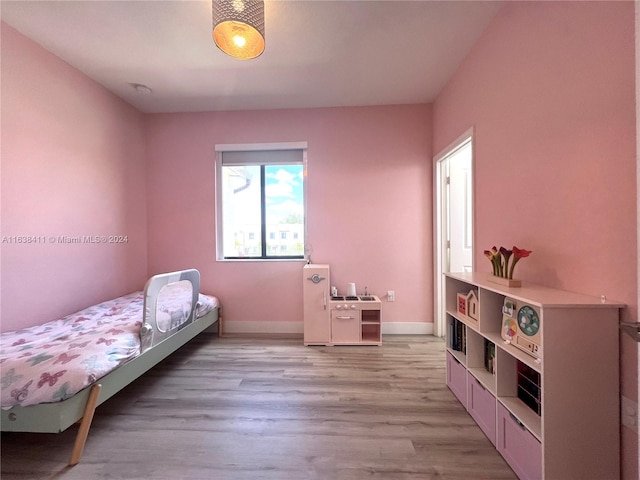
[{"xmin": 484, "ymin": 245, "xmax": 532, "ymax": 287}]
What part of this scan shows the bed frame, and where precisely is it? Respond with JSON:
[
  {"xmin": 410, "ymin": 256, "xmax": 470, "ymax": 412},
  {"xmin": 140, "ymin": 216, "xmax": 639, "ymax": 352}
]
[{"xmin": 0, "ymin": 269, "xmax": 219, "ymax": 466}]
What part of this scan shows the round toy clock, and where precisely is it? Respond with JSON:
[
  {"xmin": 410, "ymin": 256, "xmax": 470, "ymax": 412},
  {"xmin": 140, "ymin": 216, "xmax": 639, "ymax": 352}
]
[{"xmin": 517, "ymin": 305, "xmax": 540, "ymax": 337}]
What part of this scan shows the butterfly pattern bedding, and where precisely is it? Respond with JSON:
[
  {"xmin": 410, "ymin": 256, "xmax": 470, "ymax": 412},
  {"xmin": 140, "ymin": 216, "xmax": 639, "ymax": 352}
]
[
  {"xmin": 0, "ymin": 291, "xmax": 219, "ymax": 409},
  {"xmin": 0, "ymin": 292, "xmax": 143, "ymax": 409}
]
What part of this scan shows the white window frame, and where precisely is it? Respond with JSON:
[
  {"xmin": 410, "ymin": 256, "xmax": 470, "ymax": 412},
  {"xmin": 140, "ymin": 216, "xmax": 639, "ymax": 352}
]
[{"xmin": 215, "ymin": 142, "xmax": 308, "ymax": 261}]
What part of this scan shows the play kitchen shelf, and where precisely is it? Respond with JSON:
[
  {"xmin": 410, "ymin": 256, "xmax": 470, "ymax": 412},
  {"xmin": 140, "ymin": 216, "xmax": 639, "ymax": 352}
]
[
  {"xmin": 444, "ymin": 272, "xmax": 623, "ymax": 480},
  {"xmin": 303, "ymin": 264, "xmax": 382, "ymax": 346}
]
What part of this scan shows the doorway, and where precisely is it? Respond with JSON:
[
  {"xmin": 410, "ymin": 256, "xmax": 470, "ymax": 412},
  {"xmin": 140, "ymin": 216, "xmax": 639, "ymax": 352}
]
[{"xmin": 434, "ymin": 129, "xmax": 474, "ymax": 337}]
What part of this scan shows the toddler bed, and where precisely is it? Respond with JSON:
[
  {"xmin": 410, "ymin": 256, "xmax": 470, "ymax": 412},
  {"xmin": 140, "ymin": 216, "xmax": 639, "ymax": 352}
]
[{"xmin": 0, "ymin": 268, "xmax": 220, "ymax": 465}]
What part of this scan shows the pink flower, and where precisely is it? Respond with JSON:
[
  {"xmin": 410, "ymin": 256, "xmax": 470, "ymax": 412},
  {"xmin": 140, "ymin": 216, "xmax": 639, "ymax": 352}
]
[{"xmin": 509, "ymin": 246, "xmax": 532, "ymax": 279}]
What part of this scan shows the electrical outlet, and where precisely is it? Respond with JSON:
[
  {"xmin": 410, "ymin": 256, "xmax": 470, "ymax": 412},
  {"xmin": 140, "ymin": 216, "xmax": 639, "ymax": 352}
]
[
  {"xmin": 387, "ymin": 290, "xmax": 395, "ymax": 302},
  {"xmin": 621, "ymin": 395, "xmax": 638, "ymax": 432}
]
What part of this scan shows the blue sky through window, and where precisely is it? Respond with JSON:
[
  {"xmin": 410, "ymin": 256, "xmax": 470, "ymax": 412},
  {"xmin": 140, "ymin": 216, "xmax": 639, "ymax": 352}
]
[{"xmin": 265, "ymin": 165, "xmax": 304, "ymax": 223}]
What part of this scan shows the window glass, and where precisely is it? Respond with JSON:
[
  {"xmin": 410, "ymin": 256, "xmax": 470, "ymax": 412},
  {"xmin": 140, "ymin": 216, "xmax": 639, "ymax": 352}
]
[{"xmin": 218, "ymin": 148, "xmax": 305, "ymax": 260}]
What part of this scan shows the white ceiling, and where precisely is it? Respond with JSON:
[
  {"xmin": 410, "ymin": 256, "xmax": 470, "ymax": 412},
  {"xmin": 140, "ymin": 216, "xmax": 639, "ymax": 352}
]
[{"xmin": 0, "ymin": 0, "xmax": 503, "ymax": 113}]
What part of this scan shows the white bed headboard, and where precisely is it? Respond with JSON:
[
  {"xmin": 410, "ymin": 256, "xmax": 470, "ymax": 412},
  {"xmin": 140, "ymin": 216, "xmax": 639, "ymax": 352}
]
[{"xmin": 140, "ymin": 269, "xmax": 200, "ymax": 352}]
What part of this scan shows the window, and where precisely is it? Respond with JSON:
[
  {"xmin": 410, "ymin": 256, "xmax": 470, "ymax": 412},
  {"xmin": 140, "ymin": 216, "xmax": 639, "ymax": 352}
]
[{"xmin": 216, "ymin": 143, "xmax": 307, "ymax": 260}]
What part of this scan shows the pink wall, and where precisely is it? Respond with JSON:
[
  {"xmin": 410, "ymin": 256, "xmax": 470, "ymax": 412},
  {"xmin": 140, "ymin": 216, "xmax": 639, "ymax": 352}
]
[
  {"xmin": 432, "ymin": 2, "xmax": 637, "ymax": 478},
  {"xmin": 2, "ymin": 4, "xmax": 638, "ymax": 473},
  {"xmin": 145, "ymin": 105, "xmax": 432, "ymax": 327},
  {"xmin": 0, "ymin": 23, "xmax": 148, "ymax": 332}
]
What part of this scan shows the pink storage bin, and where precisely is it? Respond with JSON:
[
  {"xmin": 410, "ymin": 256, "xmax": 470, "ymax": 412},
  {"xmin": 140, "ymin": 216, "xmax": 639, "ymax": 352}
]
[
  {"xmin": 496, "ymin": 402, "xmax": 542, "ymax": 480},
  {"xmin": 467, "ymin": 373, "xmax": 496, "ymax": 445},
  {"xmin": 446, "ymin": 351, "xmax": 467, "ymax": 408}
]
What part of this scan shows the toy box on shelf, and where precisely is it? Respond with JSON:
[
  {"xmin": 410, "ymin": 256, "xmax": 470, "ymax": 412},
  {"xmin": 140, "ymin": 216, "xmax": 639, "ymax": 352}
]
[{"xmin": 456, "ymin": 289, "xmax": 479, "ymax": 327}]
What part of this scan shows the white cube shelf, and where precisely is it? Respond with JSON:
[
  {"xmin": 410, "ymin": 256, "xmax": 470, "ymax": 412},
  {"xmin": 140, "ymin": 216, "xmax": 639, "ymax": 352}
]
[{"xmin": 444, "ymin": 272, "xmax": 623, "ymax": 480}]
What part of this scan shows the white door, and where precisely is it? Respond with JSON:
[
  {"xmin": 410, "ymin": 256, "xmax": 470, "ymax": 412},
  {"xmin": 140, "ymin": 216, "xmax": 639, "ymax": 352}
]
[
  {"xmin": 448, "ymin": 141, "xmax": 473, "ymax": 273},
  {"xmin": 434, "ymin": 131, "xmax": 474, "ymax": 337}
]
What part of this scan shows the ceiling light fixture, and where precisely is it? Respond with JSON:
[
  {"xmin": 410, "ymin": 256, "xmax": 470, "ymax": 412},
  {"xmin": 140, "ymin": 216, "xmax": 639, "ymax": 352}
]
[{"xmin": 212, "ymin": 0, "xmax": 265, "ymax": 60}]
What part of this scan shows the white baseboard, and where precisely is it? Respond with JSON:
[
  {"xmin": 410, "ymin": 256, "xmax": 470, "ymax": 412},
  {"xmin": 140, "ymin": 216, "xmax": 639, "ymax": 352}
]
[
  {"xmin": 223, "ymin": 321, "xmax": 304, "ymax": 335},
  {"xmin": 382, "ymin": 322, "xmax": 433, "ymax": 335},
  {"xmin": 221, "ymin": 321, "xmax": 433, "ymax": 335}
]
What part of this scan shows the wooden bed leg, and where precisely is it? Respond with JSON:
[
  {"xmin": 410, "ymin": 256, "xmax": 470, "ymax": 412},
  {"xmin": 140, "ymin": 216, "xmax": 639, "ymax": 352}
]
[
  {"xmin": 68, "ymin": 383, "xmax": 102, "ymax": 466},
  {"xmin": 217, "ymin": 309, "xmax": 223, "ymax": 337}
]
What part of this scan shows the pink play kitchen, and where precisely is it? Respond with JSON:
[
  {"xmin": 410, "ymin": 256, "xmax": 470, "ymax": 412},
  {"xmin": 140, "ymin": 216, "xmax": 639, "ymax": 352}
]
[{"xmin": 303, "ymin": 264, "xmax": 381, "ymax": 346}]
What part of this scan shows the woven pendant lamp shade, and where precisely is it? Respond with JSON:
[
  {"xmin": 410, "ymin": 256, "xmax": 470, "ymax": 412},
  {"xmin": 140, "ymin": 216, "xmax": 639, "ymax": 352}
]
[{"xmin": 212, "ymin": 0, "xmax": 265, "ymax": 60}]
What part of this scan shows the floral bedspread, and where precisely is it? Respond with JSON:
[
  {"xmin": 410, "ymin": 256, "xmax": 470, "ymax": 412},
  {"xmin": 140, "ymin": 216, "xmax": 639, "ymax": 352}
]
[
  {"xmin": 196, "ymin": 294, "xmax": 219, "ymax": 318},
  {"xmin": 0, "ymin": 292, "xmax": 145, "ymax": 409},
  {"xmin": 0, "ymin": 291, "xmax": 220, "ymax": 409}
]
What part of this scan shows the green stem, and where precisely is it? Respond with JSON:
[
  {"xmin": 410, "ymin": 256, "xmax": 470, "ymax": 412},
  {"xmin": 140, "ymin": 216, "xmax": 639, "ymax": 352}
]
[{"xmin": 508, "ymin": 258, "xmax": 519, "ymax": 279}]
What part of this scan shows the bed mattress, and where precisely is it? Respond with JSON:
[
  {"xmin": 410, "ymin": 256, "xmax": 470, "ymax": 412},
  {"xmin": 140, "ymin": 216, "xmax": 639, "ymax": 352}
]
[{"xmin": 0, "ymin": 292, "xmax": 218, "ymax": 409}]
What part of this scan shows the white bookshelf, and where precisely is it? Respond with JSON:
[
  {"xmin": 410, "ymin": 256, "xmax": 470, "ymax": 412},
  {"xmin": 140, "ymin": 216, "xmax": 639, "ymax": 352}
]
[{"xmin": 444, "ymin": 272, "xmax": 623, "ymax": 480}]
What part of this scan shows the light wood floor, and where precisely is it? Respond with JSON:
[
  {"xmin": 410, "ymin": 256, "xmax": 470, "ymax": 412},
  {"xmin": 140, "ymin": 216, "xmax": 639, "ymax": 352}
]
[{"xmin": 1, "ymin": 334, "xmax": 516, "ymax": 480}]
